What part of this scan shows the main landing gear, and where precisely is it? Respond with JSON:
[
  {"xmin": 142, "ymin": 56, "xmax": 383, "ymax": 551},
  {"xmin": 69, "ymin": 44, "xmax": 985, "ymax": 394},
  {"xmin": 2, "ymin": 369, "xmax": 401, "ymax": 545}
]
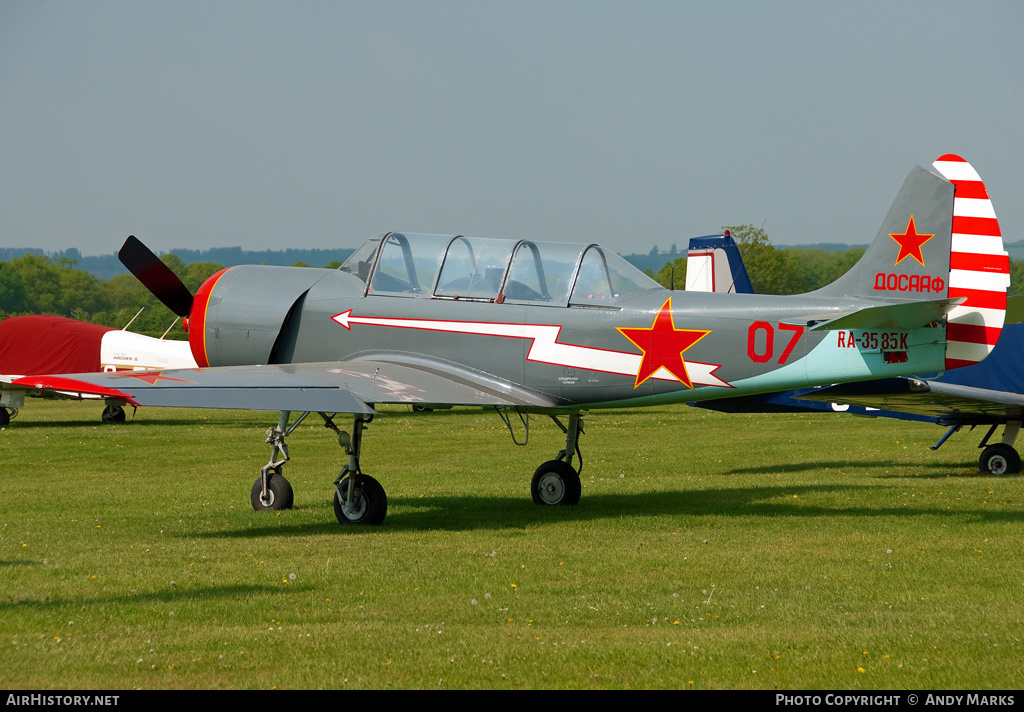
[
  {"xmin": 248, "ymin": 410, "xmax": 387, "ymax": 525},
  {"xmin": 249, "ymin": 409, "xmax": 586, "ymax": 526},
  {"xmin": 932, "ymin": 420, "xmax": 1022, "ymax": 475},
  {"xmin": 102, "ymin": 403, "xmax": 126, "ymax": 424},
  {"xmin": 977, "ymin": 421, "xmax": 1021, "ymax": 475},
  {"xmin": 531, "ymin": 412, "xmax": 583, "ymax": 506},
  {"xmin": 332, "ymin": 414, "xmax": 387, "ymax": 525}
]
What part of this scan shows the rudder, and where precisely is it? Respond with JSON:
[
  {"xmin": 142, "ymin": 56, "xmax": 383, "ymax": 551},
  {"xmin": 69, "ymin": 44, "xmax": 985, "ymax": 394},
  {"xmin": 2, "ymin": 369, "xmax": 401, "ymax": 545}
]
[{"xmin": 932, "ymin": 155, "xmax": 1009, "ymax": 369}]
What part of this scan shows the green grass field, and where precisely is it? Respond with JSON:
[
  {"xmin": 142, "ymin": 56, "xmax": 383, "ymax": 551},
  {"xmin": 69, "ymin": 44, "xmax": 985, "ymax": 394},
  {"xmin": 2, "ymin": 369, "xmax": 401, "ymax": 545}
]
[{"xmin": 3, "ymin": 400, "xmax": 1022, "ymax": 689}]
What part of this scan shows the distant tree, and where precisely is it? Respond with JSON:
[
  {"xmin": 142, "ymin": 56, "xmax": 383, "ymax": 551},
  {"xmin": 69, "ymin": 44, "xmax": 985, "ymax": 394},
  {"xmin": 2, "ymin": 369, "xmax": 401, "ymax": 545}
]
[
  {"xmin": 160, "ymin": 253, "xmax": 188, "ymax": 280},
  {"xmin": 1010, "ymin": 259, "xmax": 1024, "ymax": 297},
  {"xmin": 0, "ymin": 263, "xmax": 30, "ymax": 315},
  {"xmin": 58, "ymin": 265, "xmax": 104, "ymax": 317},
  {"xmin": 184, "ymin": 262, "xmax": 225, "ymax": 293},
  {"xmin": 787, "ymin": 246, "xmax": 865, "ymax": 290},
  {"xmin": 723, "ymin": 224, "xmax": 808, "ymax": 295},
  {"xmin": 648, "ymin": 257, "xmax": 687, "ymax": 289},
  {"xmin": 7, "ymin": 253, "xmax": 63, "ymax": 313}
]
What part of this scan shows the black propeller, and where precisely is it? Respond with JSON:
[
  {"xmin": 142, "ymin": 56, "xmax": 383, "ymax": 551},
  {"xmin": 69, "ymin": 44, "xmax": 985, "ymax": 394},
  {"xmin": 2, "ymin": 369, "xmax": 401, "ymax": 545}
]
[{"xmin": 118, "ymin": 235, "xmax": 195, "ymax": 318}]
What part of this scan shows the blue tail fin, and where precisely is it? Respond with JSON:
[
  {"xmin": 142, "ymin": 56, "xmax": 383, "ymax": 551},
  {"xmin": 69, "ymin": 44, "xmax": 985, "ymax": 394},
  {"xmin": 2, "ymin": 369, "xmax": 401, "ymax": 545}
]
[{"xmin": 684, "ymin": 232, "xmax": 754, "ymax": 294}]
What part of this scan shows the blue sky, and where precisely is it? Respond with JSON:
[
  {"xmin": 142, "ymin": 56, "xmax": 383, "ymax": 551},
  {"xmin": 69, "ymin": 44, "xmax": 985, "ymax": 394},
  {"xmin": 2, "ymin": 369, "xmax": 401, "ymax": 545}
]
[{"xmin": 2, "ymin": 1, "xmax": 1021, "ymax": 257}]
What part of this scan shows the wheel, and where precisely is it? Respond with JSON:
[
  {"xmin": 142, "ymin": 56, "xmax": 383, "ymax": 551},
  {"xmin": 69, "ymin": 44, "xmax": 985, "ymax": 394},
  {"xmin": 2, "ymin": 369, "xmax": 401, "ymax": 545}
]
[
  {"xmin": 101, "ymin": 405, "xmax": 126, "ymax": 424},
  {"xmin": 250, "ymin": 470, "xmax": 294, "ymax": 510},
  {"xmin": 0, "ymin": 408, "xmax": 9, "ymax": 427},
  {"xmin": 334, "ymin": 474, "xmax": 387, "ymax": 525},
  {"xmin": 531, "ymin": 460, "xmax": 582, "ymax": 506},
  {"xmin": 978, "ymin": 444, "xmax": 1021, "ymax": 475}
]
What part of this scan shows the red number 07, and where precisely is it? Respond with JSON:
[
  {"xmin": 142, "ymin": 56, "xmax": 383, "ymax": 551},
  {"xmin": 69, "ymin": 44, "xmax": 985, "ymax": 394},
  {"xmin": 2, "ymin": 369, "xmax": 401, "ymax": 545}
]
[{"xmin": 747, "ymin": 321, "xmax": 805, "ymax": 364}]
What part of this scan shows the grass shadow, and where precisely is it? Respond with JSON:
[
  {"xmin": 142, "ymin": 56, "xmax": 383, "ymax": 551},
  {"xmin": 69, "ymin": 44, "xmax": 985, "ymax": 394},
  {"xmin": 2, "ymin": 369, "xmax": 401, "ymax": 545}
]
[
  {"xmin": 0, "ymin": 582, "xmax": 288, "ymax": 613},
  {"xmin": 191, "ymin": 480, "xmax": 1024, "ymax": 537}
]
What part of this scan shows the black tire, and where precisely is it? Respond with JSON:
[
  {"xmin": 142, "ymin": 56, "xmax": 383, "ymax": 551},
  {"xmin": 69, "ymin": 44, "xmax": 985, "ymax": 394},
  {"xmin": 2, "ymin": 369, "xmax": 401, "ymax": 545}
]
[
  {"xmin": 250, "ymin": 471, "xmax": 294, "ymax": 511},
  {"xmin": 531, "ymin": 460, "xmax": 582, "ymax": 506},
  {"xmin": 334, "ymin": 474, "xmax": 388, "ymax": 525},
  {"xmin": 101, "ymin": 405, "xmax": 126, "ymax": 424},
  {"xmin": 0, "ymin": 408, "xmax": 9, "ymax": 427},
  {"xmin": 978, "ymin": 444, "xmax": 1021, "ymax": 475}
]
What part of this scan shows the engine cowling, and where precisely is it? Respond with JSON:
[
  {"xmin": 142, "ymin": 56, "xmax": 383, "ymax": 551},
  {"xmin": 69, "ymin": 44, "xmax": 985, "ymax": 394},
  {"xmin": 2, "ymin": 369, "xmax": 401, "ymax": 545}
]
[{"xmin": 187, "ymin": 265, "xmax": 333, "ymax": 368}]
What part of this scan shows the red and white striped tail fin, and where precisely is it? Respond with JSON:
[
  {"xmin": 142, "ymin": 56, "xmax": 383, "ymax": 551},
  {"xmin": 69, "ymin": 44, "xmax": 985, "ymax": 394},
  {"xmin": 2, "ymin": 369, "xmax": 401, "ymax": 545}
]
[{"xmin": 932, "ymin": 155, "xmax": 1009, "ymax": 370}]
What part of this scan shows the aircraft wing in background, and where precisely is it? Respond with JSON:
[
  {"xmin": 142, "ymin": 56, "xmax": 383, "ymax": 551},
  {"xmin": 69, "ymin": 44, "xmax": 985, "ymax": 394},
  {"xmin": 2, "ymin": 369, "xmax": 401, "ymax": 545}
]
[{"xmin": 795, "ymin": 378, "xmax": 1024, "ymax": 424}]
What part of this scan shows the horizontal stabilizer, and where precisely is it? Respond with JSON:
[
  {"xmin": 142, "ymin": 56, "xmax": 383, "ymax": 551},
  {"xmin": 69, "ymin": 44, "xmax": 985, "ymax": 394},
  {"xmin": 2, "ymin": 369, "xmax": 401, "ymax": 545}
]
[{"xmin": 795, "ymin": 297, "xmax": 966, "ymax": 332}]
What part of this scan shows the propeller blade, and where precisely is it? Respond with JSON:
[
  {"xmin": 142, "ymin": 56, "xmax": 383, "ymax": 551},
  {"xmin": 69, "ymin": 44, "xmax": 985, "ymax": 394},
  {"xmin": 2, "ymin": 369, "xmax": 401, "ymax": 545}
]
[{"xmin": 118, "ymin": 235, "xmax": 195, "ymax": 318}]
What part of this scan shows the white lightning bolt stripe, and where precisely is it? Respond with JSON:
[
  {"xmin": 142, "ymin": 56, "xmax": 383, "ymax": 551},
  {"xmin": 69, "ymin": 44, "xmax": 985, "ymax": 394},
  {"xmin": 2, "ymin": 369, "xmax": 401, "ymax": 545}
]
[{"xmin": 331, "ymin": 310, "xmax": 731, "ymax": 388}]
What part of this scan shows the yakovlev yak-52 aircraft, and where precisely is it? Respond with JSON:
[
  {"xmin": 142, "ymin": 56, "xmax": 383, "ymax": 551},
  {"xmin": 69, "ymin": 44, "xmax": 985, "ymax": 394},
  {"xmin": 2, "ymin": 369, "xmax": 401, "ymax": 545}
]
[{"xmin": 16, "ymin": 155, "xmax": 1008, "ymax": 525}]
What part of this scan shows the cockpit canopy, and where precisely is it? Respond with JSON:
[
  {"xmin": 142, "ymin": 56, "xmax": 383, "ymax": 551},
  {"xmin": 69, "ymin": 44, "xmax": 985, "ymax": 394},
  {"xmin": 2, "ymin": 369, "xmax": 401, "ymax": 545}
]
[{"xmin": 339, "ymin": 232, "xmax": 661, "ymax": 307}]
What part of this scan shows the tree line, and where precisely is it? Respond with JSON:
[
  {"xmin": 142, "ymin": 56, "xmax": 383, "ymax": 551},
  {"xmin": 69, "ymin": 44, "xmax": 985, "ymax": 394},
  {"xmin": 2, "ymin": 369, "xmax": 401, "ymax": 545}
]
[
  {"xmin": 644, "ymin": 224, "xmax": 1024, "ymax": 297},
  {"xmin": 0, "ymin": 253, "xmax": 344, "ymax": 339}
]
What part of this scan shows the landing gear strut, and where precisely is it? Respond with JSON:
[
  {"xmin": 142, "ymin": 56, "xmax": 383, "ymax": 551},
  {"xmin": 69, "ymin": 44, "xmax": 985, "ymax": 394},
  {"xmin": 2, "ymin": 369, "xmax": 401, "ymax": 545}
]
[
  {"xmin": 531, "ymin": 412, "xmax": 583, "ymax": 506},
  {"xmin": 332, "ymin": 414, "xmax": 387, "ymax": 525}
]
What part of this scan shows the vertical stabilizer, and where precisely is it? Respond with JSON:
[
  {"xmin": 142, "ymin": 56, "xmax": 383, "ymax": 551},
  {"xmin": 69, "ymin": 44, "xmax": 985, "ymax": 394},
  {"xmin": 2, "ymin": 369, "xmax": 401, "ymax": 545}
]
[
  {"xmin": 810, "ymin": 155, "xmax": 1007, "ymax": 371},
  {"xmin": 684, "ymin": 233, "xmax": 754, "ymax": 294}
]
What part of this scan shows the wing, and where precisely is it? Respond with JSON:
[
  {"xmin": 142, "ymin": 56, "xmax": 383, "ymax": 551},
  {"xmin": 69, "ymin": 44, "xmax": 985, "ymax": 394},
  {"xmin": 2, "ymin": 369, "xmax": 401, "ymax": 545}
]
[
  {"xmin": 3, "ymin": 373, "xmax": 108, "ymax": 405},
  {"xmin": 13, "ymin": 358, "xmax": 564, "ymax": 414},
  {"xmin": 796, "ymin": 378, "xmax": 1024, "ymax": 425}
]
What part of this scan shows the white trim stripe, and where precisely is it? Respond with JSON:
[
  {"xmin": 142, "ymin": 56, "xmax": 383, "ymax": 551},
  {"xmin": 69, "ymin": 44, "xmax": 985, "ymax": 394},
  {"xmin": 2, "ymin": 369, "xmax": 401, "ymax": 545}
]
[
  {"xmin": 946, "ymin": 306, "xmax": 1007, "ymax": 328},
  {"xmin": 945, "ymin": 340, "xmax": 995, "ymax": 363},
  {"xmin": 952, "ymin": 197, "xmax": 997, "ymax": 219},
  {"xmin": 948, "ymin": 269, "xmax": 1010, "ymax": 291},
  {"xmin": 933, "ymin": 160, "xmax": 982, "ymax": 182},
  {"xmin": 951, "ymin": 234, "xmax": 1006, "ymax": 255},
  {"xmin": 331, "ymin": 310, "xmax": 732, "ymax": 389}
]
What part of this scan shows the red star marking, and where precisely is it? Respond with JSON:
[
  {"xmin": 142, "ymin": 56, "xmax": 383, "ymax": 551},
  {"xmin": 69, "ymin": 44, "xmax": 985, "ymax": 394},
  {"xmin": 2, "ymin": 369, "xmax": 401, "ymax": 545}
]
[
  {"xmin": 617, "ymin": 298, "xmax": 711, "ymax": 389},
  {"xmin": 115, "ymin": 371, "xmax": 196, "ymax": 385},
  {"xmin": 890, "ymin": 215, "xmax": 934, "ymax": 267}
]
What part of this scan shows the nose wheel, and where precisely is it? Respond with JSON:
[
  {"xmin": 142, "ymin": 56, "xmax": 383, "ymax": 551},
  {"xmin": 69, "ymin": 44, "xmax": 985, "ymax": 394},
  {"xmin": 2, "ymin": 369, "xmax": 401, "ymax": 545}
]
[
  {"xmin": 250, "ymin": 411, "xmax": 300, "ymax": 512},
  {"xmin": 250, "ymin": 467, "xmax": 294, "ymax": 510}
]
